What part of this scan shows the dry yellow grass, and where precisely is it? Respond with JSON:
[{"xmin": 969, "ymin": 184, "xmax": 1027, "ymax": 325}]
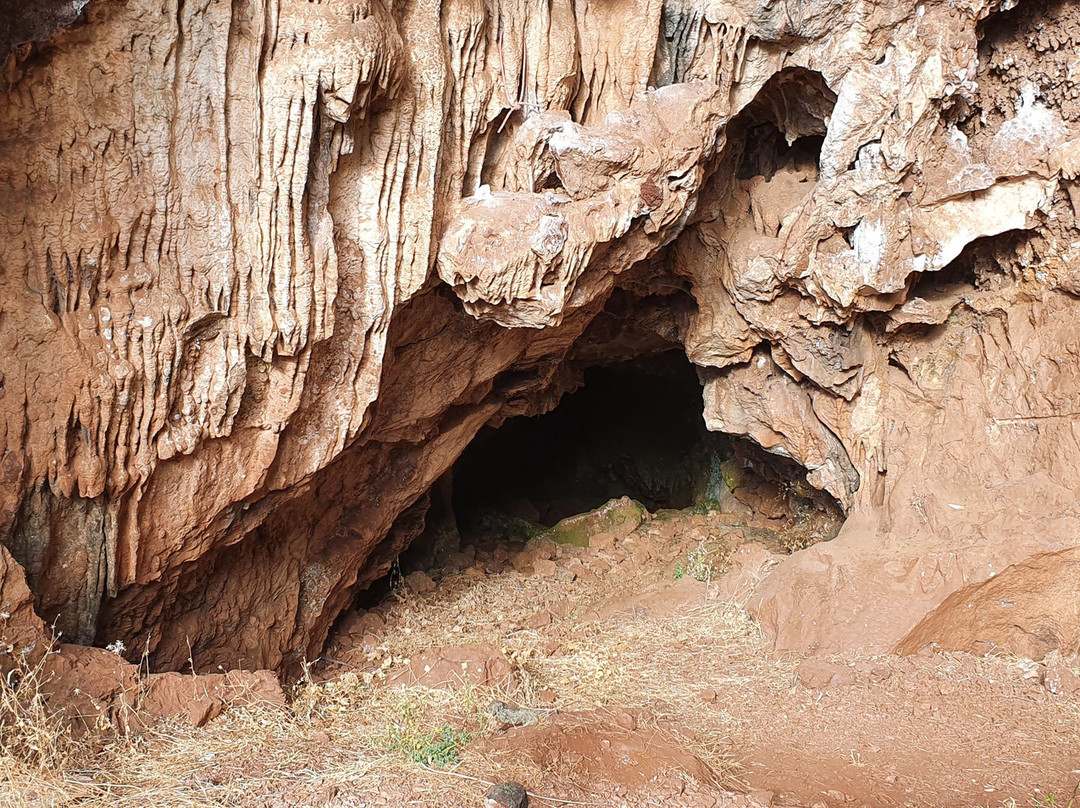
[
  {"xmin": 5, "ymin": 519, "xmax": 1078, "ymax": 807},
  {"xmin": 0, "ymin": 518, "xmax": 779, "ymax": 807}
]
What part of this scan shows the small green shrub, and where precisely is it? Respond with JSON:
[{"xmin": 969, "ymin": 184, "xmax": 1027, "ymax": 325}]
[
  {"xmin": 686, "ymin": 541, "xmax": 713, "ymax": 581},
  {"xmin": 675, "ymin": 539, "xmax": 731, "ymax": 582},
  {"xmin": 391, "ymin": 723, "xmax": 468, "ymax": 767},
  {"xmin": 386, "ymin": 702, "xmax": 469, "ymax": 768}
]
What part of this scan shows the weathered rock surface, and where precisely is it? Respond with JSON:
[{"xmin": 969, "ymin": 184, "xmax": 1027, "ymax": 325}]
[
  {"xmin": 537, "ymin": 496, "xmax": 645, "ymax": 548},
  {"xmin": 895, "ymin": 547, "xmax": 1080, "ymax": 660},
  {"xmin": 0, "ymin": 547, "xmax": 285, "ymax": 727},
  {"xmin": 2, "ymin": 0, "xmax": 1080, "ymax": 686}
]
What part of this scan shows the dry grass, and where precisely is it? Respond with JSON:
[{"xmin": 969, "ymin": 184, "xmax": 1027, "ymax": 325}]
[
  {"xmin": 6, "ymin": 510, "xmax": 1078, "ymax": 806},
  {"xmin": 0, "ymin": 639, "xmax": 81, "ymax": 808},
  {"xmin": 0, "ymin": 645, "xmax": 75, "ymax": 773},
  {"xmin": 0, "ymin": 516, "xmax": 781, "ymax": 806}
]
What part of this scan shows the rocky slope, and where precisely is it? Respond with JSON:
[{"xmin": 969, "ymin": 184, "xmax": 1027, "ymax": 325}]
[{"xmin": 1, "ymin": 0, "xmax": 1080, "ymax": 678}]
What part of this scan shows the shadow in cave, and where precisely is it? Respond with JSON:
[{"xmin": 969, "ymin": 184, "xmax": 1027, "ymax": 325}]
[
  {"xmin": 387, "ymin": 347, "xmax": 847, "ymax": 585},
  {"xmin": 452, "ymin": 351, "xmax": 725, "ymax": 537},
  {"xmin": 350, "ymin": 344, "xmax": 847, "ymax": 618},
  {"xmin": 729, "ymin": 66, "xmax": 835, "ymax": 182}
]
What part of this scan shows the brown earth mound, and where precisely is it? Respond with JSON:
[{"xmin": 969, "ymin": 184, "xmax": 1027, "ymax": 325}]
[{"xmin": 476, "ymin": 709, "xmax": 725, "ymax": 806}]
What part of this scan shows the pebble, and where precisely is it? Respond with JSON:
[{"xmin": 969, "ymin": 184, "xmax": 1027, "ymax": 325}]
[{"xmin": 485, "ymin": 781, "xmax": 528, "ymax": 808}]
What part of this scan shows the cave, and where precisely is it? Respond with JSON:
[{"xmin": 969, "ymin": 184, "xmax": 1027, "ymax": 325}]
[
  {"xmin": 7, "ymin": 0, "xmax": 1080, "ymax": 799},
  {"xmin": 390, "ymin": 338, "xmax": 847, "ymax": 588},
  {"xmin": 452, "ymin": 351, "xmax": 721, "ymax": 531},
  {"xmin": 728, "ymin": 66, "xmax": 836, "ymax": 181}
]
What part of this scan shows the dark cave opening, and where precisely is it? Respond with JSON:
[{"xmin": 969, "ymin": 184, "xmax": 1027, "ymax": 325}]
[
  {"xmin": 384, "ymin": 348, "xmax": 846, "ymax": 587},
  {"xmin": 905, "ymin": 229, "xmax": 1032, "ymax": 306},
  {"xmin": 728, "ymin": 66, "xmax": 836, "ymax": 183},
  {"xmin": 351, "ymin": 347, "xmax": 847, "ymax": 618},
  {"xmin": 452, "ymin": 350, "xmax": 723, "ymax": 535},
  {"xmin": 735, "ymin": 126, "xmax": 825, "ymax": 181}
]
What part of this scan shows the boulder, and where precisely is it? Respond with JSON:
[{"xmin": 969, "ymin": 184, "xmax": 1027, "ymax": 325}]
[{"xmin": 538, "ymin": 497, "xmax": 645, "ymax": 548}]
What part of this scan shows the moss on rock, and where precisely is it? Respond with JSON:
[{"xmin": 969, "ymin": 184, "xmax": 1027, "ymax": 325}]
[{"xmin": 538, "ymin": 496, "xmax": 646, "ymax": 547}]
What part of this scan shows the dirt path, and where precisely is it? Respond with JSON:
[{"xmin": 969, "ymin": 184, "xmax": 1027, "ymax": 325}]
[{"xmin": 726, "ymin": 653, "xmax": 1080, "ymax": 807}]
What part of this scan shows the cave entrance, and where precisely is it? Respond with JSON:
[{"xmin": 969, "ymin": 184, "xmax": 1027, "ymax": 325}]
[
  {"xmin": 392, "ymin": 346, "xmax": 846, "ymax": 583},
  {"xmin": 453, "ymin": 350, "xmax": 721, "ymax": 537}
]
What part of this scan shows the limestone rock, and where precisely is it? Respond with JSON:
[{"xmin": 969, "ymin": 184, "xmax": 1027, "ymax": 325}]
[
  {"xmin": 0, "ymin": 0, "xmax": 1079, "ymax": 686},
  {"xmin": 487, "ymin": 700, "xmax": 550, "ymax": 727},
  {"xmin": 895, "ymin": 547, "xmax": 1080, "ymax": 660},
  {"xmin": 539, "ymin": 497, "xmax": 645, "ymax": 548},
  {"xmin": 796, "ymin": 659, "xmax": 856, "ymax": 691},
  {"xmin": 486, "ymin": 781, "xmax": 528, "ymax": 808},
  {"xmin": 0, "ymin": 544, "xmax": 47, "ymax": 659},
  {"xmin": 36, "ymin": 643, "xmax": 284, "ymax": 730},
  {"xmin": 403, "ymin": 571, "xmax": 436, "ymax": 595}
]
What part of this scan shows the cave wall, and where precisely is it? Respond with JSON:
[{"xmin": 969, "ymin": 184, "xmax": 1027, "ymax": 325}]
[{"xmin": 2, "ymin": 0, "xmax": 1080, "ymax": 671}]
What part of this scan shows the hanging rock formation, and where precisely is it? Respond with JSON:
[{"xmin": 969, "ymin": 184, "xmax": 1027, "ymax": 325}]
[{"xmin": 2, "ymin": 0, "xmax": 1080, "ymax": 677}]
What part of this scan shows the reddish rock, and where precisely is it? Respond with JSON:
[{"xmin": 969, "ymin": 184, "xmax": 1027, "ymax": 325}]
[
  {"xmin": 715, "ymin": 542, "xmax": 778, "ymax": 600},
  {"xmin": 336, "ymin": 609, "xmax": 386, "ymax": 640},
  {"xmin": 549, "ymin": 599, "xmax": 574, "ymax": 618},
  {"xmin": 137, "ymin": 669, "xmax": 285, "ymax": 728},
  {"xmin": 1042, "ymin": 666, "xmax": 1080, "ymax": 696},
  {"xmin": 445, "ymin": 552, "xmax": 474, "ymax": 571},
  {"xmin": 895, "ymin": 547, "xmax": 1080, "ymax": 660},
  {"xmin": 525, "ymin": 538, "xmax": 558, "ymax": 562},
  {"xmin": 589, "ymin": 532, "xmax": 616, "ymax": 552},
  {"xmin": 527, "ymin": 610, "xmax": 552, "ymax": 629},
  {"xmin": 0, "ymin": 544, "xmax": 48, "ymax": 665},
  {"xmin": 38, "ymin": 644, "xmax": 284, "ymax": 729},
  {"xmin": 511, "ymin": 551, "xmax": 538, "ymax": 575},
  {"xmin": 796, "ymin": 659, "xmax": 856, "ymax": 691},
  {"xmin": 404, "ymin": 571, "xmax": 436, "ymax": 595},
  {"xmin": 748, "ymin": 789, "xmax": 775, "ymax": 807},
  {"xmin": 564, "ymin": 558, "xmax": 593, "ymax": 582},
  {"xmin": 392, "ymin": 644, "xmax": 515, "ymax": 690},
  {"xmin": 533, "ymin": 560, "xmax": 558, "ymax": 578},
  {"xmin": 611, "ymin": 708, "xmax": 637, "ymax": 731}
]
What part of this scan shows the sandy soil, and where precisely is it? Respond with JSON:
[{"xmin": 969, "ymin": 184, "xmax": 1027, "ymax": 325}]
[
  {"xmin": 315, "ymin": 508, "xmax": 1080, "ymax": 808},
  {"xmin": 3, "ymin": 506, "xmax": 1078, "ymax": 807}
]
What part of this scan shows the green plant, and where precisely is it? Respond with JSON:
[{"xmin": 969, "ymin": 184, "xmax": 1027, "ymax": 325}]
[
  {"xmin": 676, "ymin": 536, "xmax": 736, "ymax": 582},
  {"xmin": 1032, "ymin": 780, "xmax": 1080, "ymax": 808},
  {"xmin": 386, "ymin": 701, "xmax": 469, "ymax": 767},
  {"xmin": 686, "ymin": 540, "xmax": 714, "ymax": 582},
  {"xmin": 391, "ymin": 723, "xmax": 468, "ymax": 767}
]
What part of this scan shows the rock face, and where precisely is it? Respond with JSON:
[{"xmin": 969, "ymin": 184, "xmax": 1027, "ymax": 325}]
[{"xmin": 2, "ymin": 0, "xmax": 1080, "ymax": 676}]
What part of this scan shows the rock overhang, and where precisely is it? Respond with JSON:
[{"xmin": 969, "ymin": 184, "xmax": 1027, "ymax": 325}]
[{"xmin": 0, "ymin": 0, "xmax": 1078, "ymax": 679}]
